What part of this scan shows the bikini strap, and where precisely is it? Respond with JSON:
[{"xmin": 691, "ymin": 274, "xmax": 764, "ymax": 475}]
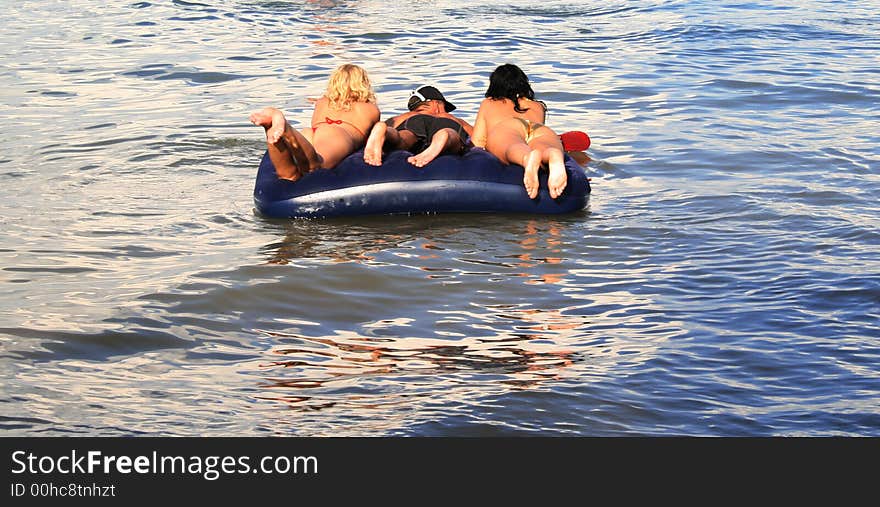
[{"xmin": 312, "ymin": 116, "xmax": 366, "ymax": 139}]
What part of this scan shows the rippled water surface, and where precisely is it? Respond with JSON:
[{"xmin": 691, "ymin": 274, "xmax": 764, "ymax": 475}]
[{"xmin": 1, "ymin": 0, "xmax": 878, "ymax": 436}]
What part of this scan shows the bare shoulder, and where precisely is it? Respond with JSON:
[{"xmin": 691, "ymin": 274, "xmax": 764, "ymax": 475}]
[
  {"xmin": 354, "ymin": 100, "xmax": 380, "ymax": 118},
  {"xmin": 523, "ymin": 98, "xmax": 547, "ymax": 122},
  {"xmin": 524, "ymin": 98, "xmax": 547, "ymax": 111},
  {"xmin": 477, "ymin": 97, "xmax": 502, "ymax": 116},
  {"xmin": 480, "ymin": 97, "xmax": 514, "ymax": 120},
  {"xmin": 311, "ymin": 96, "xmax": 330, "ymax": 115},
  {"xmin": 478, "ymin": 97, "xmax": 498, "ymax": 109}
]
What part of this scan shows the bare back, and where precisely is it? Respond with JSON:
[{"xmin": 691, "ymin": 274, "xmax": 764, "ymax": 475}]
[
  {"xmin": 473, "ymin": 97, "xmax": 553, "ymax": 151},
  {"xmin": 310, "ymin": 97, "xmax": 379, "ymax": 143},
  {"xmin": 473, "ymin": 97, "xmax": 559, "ymax": 158},
  {"xmin": 476, "ymin": 97, "xmax": 546, "ymax": 133},
  {"xmin": 306, "ymin": 97, "xmax": 380, "ymax": 168}
]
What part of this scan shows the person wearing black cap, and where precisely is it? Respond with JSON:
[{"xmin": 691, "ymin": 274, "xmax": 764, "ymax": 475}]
[{"xmin": 364, "ymin": 85, "xmax": 473, "ymax": 167}]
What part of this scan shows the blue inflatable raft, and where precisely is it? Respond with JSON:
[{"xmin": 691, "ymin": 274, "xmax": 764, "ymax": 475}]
[{"xmin": 253, "ymin": 148, "xmax": 591, "ymax": 218}]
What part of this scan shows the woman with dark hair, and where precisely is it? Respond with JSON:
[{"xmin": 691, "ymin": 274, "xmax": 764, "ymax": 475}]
[{"xmin": 472, "ymin": 64, "xmax": 567, "ymax": 199}]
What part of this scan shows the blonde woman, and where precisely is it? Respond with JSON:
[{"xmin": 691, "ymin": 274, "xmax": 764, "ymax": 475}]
[
  {"xmin": 472, "ymin": 64, "xmax": 567, "ymax": 199},
  {"xmin": 250, "ymin": 64, "xmax": 380, "ymax": 181}
]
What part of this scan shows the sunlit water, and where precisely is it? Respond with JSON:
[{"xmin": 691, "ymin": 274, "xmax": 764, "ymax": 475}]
[{"xmin": 1, "ymin": 0, "xmax": 878, "ymax": 436}]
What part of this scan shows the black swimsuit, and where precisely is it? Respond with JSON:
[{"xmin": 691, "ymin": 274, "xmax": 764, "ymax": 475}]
[{"xmin": 390, "ymin": 114, "xmax": 469, "ymax": 153}]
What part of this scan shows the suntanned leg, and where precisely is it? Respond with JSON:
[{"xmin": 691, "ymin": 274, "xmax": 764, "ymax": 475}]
[
  {"xmin": 487, "ymin": 122, "xmax": 530, "ymax": 166},
  {"xmin": 530, "ymin": 132, "xmax": 568, "ymax": 199},
  {"xmin": 281, "ymin": 123, "xmax": 323, "ymax": 172},
  {"xmin": 543, "ymin": 147, "xmax": 567, "ymax": 198},
  {"xmin": 363, "ymin": 122, "xmax": 388, "ymax": 166},
  {"xmin": 500, "ymin": 141, "xmax": 541, "ymax": 197},
  {"xmin": 249, "ymin": 107, "xmax": 323, "ymax": 172},
  {"xmin": 408, "ymin": 128, "xmax": 463, "ymax": 167},
  {"xmin": 501, "ymin": 140, "xmax": 530, "ymax": 169},
  {"xmin": 486, "ymin": 124, "xmax": 549, "ymax": 198},
  {"xmin": 249, "ymin": 107, "xmax": 285, "ymax": 143},
  {"xmin": 523, "ymin": 149, "xmax": 542, "ymax": 199},
  {"xmin": 365, "ymin": 125, "xmax": 421, "ymax": 166},
  {"xmin": 249, "ymin": 107, "xmax": 303, "ymax": 181},
  {"xmin": 397, "ymin": 130, "xmax": 419, "ymax": 151}
]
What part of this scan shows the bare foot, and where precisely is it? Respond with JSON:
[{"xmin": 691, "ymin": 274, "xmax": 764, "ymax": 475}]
[
  {"xmin": 408, "ymin": 130, "xmax": 448, "ymax": 167},
  {"xmin": 251, "ymin": 107, "xmax": 307, "ymax": 181},
  {"xmin": 249, "ymin": 107, "xmax": 288, "ymax": 145},
  {"xmin": 267, "ymin": 109, "xmax": 290, "ymax": 145},
  {"xmin": 249, "ymin": 108, "xmax": 273, "ymax": 128},
  {"xmin": 547, "ymin": 149, "xmax": 567, "ymax": 199},
  {"xmin": 523, "ymin": 149, "xmax": 542, "ymax": 199},
  {"xmin": 364, "ymin": 123, "xmax": 386, "ymax": 166}
]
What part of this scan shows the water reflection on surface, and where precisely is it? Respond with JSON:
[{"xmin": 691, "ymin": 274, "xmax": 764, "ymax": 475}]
[
  {"xmin": 2, "ymin": 0, "xmax": 878, "ymax": 436},
  {"xmin": 223, "ymin": 211, "xmax": 680, "ymax": 434}
]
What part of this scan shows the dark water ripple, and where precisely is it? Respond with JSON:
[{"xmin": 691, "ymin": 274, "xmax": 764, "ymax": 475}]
[{"xmin": 1, "ymin": 0, "xmax": 878, "ymax": 436}]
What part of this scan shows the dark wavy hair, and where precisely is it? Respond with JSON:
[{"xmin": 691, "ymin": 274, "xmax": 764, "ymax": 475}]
[{"xmin": 485, "ymin": 63, "xmax": 543, "ymax": 113}]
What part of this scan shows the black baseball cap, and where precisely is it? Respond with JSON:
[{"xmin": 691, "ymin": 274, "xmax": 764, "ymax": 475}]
[{"xmin": 407, "ymin": 85, "xmax": 457, "ymax": 112}]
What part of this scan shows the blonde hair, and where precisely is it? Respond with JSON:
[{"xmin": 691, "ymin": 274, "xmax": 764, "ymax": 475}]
[{"xmin": 324, "ymin": 64, "xmax": 376, "ymax": 111}]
